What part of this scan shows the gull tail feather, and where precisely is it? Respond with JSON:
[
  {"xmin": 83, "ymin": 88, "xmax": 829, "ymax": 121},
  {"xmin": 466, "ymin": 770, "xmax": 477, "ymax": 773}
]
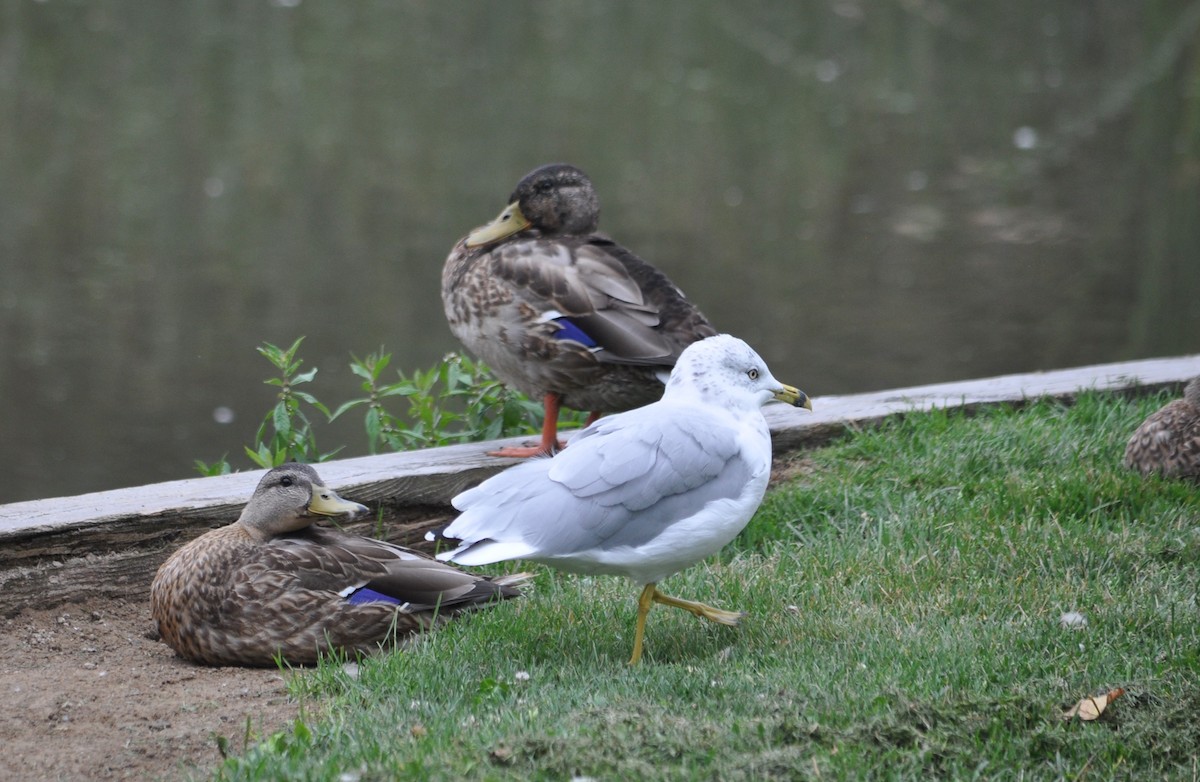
[{"xmin": 438, "ymin": 539, "xmax": 539, "ymax": 567}]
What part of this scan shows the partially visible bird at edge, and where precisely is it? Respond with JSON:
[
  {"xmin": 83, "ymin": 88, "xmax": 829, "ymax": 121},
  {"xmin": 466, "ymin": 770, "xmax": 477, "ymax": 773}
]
[
  {"xmin": 441, "ymin": 163, "xmax": 717, "ymax": 458},
  {"xmin": 150, "ymin": 463, "xmax": 526, "ymax": 666},
  {"xmin": 1124, "ymin": 376, "xmax": 1200, "ymax": 481}
]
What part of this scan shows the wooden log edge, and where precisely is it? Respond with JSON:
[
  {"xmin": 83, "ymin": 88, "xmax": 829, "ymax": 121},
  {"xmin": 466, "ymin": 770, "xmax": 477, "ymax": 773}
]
[{"xmin": 2, "ymin": 354, "xmax": 1197, "ymax": 616}]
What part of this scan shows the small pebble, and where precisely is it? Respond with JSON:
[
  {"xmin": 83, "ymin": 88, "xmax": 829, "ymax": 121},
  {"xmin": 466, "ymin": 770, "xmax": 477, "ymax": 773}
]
[{"xmin": 1059, "ymin": 611, "xmax": 1088, "ymax": 630}]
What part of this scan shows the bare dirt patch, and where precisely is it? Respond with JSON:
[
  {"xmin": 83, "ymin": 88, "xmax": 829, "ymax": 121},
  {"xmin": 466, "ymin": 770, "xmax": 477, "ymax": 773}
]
[
  {"xmin": 0, "ymin": 597, "xmax": 300, "ymax": 781},
  {"xmin": 769, "ymin": 454, "xmax": 819, "ymax": 486}
]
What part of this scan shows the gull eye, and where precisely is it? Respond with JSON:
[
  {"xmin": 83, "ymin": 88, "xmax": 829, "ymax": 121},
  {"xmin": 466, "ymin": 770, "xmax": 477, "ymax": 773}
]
[{"xmin": 747, "ymin": 368, "xmax": 759, "ymax": 380}]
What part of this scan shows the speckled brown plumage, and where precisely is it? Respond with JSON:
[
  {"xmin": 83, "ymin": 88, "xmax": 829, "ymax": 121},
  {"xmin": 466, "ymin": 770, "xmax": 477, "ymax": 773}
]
[
  {"xmin": 150, "ymin": 464, "xmax": 525, "ymax": 666},
  {"xmin": 442, "ymin": 163, "xmax": 716, "ymax": 456},
  {"xmin": 1124, "ymin": 377, "xmax": 1200, "ymax": 481}
]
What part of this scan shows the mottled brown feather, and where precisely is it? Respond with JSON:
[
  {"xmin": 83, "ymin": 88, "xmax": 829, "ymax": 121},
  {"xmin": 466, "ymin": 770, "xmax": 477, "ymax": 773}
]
[
  {"xmin": 1124, "ymin": 377, "xmax": 1200, "ymax": 481},
  {"xmin": 150, "ymin": 465, "xmax": 524, "ymax": 666}
]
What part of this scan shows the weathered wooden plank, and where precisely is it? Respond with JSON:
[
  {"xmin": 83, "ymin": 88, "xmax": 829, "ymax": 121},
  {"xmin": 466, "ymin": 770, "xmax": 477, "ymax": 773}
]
[
  {"xmin": 0, "ymin": 446, "xmax": 504, "ymax": 615},
  {"xmin": 0, "ymin": 443, "xmax": 508, "ymax": 539},
  {"xmin": 763, "ymin": 353, "xmax": 1200, "ymax": 451},
  {"xmin": 1, "ymin": 354, "xmax": 1196, "ymax": 615}
]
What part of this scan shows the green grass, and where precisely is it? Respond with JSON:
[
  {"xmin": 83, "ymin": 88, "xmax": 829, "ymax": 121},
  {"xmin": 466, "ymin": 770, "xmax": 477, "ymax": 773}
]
[{"xmin": 213, "ymin": 389, "xmax": 1200, "ymax": 781}]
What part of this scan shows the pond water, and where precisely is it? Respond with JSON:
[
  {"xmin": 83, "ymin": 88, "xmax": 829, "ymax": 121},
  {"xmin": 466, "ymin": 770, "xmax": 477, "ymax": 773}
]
[{"xmin": 2, "ymin": 1, "xmax": 1198, "ymax": 503}]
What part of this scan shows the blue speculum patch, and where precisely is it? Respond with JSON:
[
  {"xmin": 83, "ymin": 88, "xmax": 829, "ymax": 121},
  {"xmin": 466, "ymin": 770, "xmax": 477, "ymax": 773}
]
[
  {"xmin": 552, "ymin": 317, "xmax": 597, "ymax": 347},
  {"xmin": 346, "ymin": 587, "xmax": 403, "ymax": 606}
]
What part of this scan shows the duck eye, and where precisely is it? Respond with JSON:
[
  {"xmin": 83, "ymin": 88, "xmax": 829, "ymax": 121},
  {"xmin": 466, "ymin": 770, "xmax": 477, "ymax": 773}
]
[
  {"xmin": 279, "ymin": 475, "xmax": 294, "ymax": 487},
  {"xmin": 747, "ymin": 368, "xmax": 759, "ymax": 380}
]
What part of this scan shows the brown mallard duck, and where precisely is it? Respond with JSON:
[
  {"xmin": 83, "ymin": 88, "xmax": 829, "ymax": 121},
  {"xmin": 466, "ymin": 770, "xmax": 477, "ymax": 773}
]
[
  {"xmin": 1124, "ymin": 377, "xmax": 1200, "ymax": 481},
  {"xmin": 442, "ymin": 163, "xmax": 716, "ymax": 457},
  {"xmin": 150, "ymin": 464, "xmax": 525, "ymax": 666}
]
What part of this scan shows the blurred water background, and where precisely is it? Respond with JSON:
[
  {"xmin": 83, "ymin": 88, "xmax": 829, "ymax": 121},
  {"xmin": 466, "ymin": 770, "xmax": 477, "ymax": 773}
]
[{"xmin": 2, "ymin": 1, "xmax": 1198, "ymax": 503}]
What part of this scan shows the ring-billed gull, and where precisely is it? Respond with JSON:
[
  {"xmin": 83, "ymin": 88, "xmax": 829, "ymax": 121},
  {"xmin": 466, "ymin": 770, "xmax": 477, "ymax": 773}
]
[
  {"xmin": 1124, "ymin": 376, "xmax": 1200, "ymax": 481},
  {"xmin": 442, "ymin": 163, "xmax": 716, "ymax": 458},
  {"xmin": 430, "ymin": 334, "xmax": 811, "ymax": 664},
  {"xmin": 151, "ymin": 464, "xmax": 526, "ymax": 666}
]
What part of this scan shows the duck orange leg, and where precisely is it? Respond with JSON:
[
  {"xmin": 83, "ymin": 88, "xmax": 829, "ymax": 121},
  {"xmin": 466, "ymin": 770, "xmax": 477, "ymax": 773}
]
[{"xmin": 488, "ymin": 392, "xmax": 568, "ymax": 458}]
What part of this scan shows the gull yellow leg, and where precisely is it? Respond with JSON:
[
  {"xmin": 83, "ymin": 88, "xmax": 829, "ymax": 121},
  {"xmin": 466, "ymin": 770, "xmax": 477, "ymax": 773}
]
[
  {"xmin": 652, "ymin": 591, "xmax": 745, "ymax": 626},
  {"xmin": 628, "ymin": 583, "xmax": 658, "ymax": 665},
  {"xmin": 629, "ymin": 585, "xmax": 746, "ymax": 664}
]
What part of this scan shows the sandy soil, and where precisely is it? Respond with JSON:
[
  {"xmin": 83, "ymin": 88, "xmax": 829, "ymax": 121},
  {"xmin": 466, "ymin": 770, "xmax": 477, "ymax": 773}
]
[{"xmin": 0, "ymin": 597, "xmax": 300, "ymax": 781}]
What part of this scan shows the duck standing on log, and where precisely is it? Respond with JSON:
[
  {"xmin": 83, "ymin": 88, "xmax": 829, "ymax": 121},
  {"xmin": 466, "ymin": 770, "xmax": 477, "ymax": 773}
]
[{"xmin": 441, "ymin": 163, "xmax": 716, "ymax": 457}]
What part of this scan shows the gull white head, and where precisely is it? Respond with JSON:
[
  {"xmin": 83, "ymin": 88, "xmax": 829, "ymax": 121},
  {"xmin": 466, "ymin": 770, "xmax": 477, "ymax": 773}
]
[{"xmin": 664, "ymin": 334, "xmax": 811, "ymax": 412}]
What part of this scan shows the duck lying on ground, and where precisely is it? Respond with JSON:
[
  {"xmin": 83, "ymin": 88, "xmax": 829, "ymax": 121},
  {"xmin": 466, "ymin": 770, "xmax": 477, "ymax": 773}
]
[{"xmin": 151, "ymin": 463, "xmax": 525, "ymax": 666}]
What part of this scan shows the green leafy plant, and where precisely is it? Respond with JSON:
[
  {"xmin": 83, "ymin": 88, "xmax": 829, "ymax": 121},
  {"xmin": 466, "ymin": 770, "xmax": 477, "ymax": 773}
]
[
  {"xmin": 194, "ymin": 455, "xmax": 232, "ymax": 477},
  {"xmin": 331, "ymin": 350, "xmax": 579, "ymax": 452},
  {"xmin": 198, "ymin": 338, "xmax": 340, "ymax": 475},
  {"xmin": 245, "ymin": 337, "xmax": 339, "ymax": 468},
  {"xmin": 198, "ymin": 339, "xmax": 588, "ymax": 474}
]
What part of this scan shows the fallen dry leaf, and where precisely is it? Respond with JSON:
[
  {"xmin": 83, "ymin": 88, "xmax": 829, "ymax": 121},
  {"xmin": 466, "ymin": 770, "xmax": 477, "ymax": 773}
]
[{"xmin": 1062, "ymin": 688, "xmax": 1125, "ymax": 721}]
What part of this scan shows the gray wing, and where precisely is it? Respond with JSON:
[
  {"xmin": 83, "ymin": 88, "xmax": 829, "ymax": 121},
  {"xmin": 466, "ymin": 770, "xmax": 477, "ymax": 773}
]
[{"xmin": 447, "ymin": 408, "xmax": 754, "ymax": 556}]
